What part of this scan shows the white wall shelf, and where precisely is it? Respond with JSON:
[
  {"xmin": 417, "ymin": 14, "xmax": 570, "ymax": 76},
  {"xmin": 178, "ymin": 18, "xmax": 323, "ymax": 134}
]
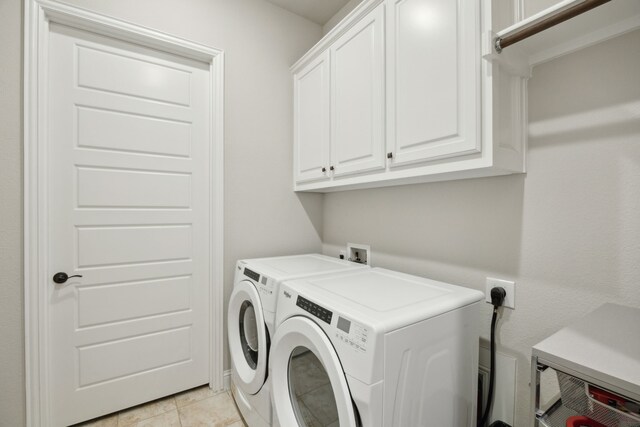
[{"xmin": 488, "ymin": 0, "xmax": 640, "ymax": 68}]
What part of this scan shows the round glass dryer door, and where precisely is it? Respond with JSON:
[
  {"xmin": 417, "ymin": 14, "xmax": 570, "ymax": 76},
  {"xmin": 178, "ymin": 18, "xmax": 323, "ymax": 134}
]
[
  {"xmin": 289, "ymin": 346, "xmax": 339, "ymax": 426},
  {"xmin": 228, "ymin": 280, "xmax": 268, "ymax": 395},
  {"xmin": 239, "ymin": 300, "xmax": 259, "ymax": 368},
  {"xmin": 271, "ymin": 316, "xmax": 358, "ymax": 427}
]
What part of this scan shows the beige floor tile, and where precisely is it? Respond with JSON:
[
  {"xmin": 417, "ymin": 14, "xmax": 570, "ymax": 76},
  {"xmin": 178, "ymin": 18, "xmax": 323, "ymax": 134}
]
[
  {"xmin": 71, "ymin": 387, "xmax": 245, "ymax": 427},
  {"xmin": 175, "ymin": 385, "xmax": 218, "ymax": 408},
  {"xmin": 118, "ymin": 396, "xmax": 177, "ymax": 426},
  {"xmin": 73, "ymin": 413, "xmax": 119, "ymax": 427},
  {"xmin": 178, "ymin": 392, "xmax": 241, "ymax": 427},
  {"xmin": 134, "ymin": 410, "xmax": 181, "ymax": 427}
]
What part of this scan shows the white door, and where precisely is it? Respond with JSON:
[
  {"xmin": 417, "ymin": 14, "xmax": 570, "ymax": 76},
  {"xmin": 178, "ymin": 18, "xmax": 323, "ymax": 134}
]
[
  {"xmin": 271, "ymin": 317, "xmax": 358, "ymax": 427},
  {"xmin": 227, "ymin": 280, "xmax": 269, "ymax": 394},
  {"xmin": 386, "ymin": 0, "xmax": 480, "ymax": 166},
  {"xmin": 48, "ymin": 24, "xmax": 211, "ymax": 426},
  {"xmin": 330, "ymin": 4, "xmax": 386, "ymax": 178},
  {"xmin": 294, "ymin": 51, "xmax": 331, "ymax": 184}
]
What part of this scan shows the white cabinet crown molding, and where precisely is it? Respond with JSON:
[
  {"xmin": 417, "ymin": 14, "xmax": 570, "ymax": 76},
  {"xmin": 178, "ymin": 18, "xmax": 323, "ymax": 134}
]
[{"xmin": 291, "ymin": 0, "xmax": 385, "ymax": 74}]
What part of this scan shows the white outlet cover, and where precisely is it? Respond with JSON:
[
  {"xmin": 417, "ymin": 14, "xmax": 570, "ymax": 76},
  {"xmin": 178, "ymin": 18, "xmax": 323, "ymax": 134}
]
[{"xmin": 485, "ymin": 277, "xmax": 515, "ymax": 309}]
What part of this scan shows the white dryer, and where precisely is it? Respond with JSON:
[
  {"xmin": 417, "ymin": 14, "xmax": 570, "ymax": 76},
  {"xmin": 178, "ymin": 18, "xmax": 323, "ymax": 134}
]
[
  {"xmin": 228, "ymin": 254, "xmax": 368, "ymax": 427},
  {"xmin": 270, "ymin": 267, "xmax": 484, "ymax": 427}
]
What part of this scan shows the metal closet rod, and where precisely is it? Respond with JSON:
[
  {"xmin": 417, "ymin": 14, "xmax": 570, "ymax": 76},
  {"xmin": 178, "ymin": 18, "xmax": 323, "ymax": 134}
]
[{"xmin": 495, "ymin": 0, "xmax": 611, "ymax": 53}]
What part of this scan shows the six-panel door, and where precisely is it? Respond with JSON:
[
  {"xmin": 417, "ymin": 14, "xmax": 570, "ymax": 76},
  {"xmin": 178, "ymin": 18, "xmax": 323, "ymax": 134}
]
[{"xmin": 48, "ymin": 24, "xmax": 211, "ymax": 426}]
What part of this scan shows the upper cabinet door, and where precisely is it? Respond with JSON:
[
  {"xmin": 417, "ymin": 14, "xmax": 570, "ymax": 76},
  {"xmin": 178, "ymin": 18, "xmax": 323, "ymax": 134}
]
[
  {"xmin": 330, "ymin": 4, "xmax": 386, "ymax": 178},
  {"xmin": 387, "ymin": 0, "xmax": 480, "ymax": 167},
  {"xmin": 294, "ymin": 51, "xmax": 330, "ymax": 184}
]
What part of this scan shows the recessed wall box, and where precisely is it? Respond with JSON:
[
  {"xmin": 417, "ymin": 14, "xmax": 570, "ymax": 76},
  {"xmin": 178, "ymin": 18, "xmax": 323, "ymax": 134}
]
[{"xmin": 347, "ymin": 243, "xmax": 370, "ymax": 265}]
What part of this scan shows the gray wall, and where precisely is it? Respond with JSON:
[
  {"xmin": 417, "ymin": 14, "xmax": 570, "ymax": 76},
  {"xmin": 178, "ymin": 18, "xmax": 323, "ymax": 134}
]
[
  {"xmin": 322, "ymin": 29, "xmax": 640, "ymax": 426},
  {"xmin": 0, "ymin": 0, "xmax": 25, "ymax": 425},
  {"xmin": 0, "ymin": 0, "xmax": 323, "ymax": 424},
  {"xmin": 322, "ymin": 0, "xmax": 363, "ymax": 34}
]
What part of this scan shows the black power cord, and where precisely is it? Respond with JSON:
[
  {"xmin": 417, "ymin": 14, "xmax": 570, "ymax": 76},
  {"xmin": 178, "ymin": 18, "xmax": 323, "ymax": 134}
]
[{"xmin": 479, "ymin": 287, "xmax": 507, "ymax": 427}]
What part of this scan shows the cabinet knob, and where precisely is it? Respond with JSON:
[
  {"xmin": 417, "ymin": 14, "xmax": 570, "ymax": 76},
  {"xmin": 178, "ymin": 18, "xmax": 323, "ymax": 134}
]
[
  {"xmin": 387, "ymin": 152, "xmax": 393, "ymax": 159},
  {"xmin": 330, "ymin": 166, "xmax": 335, "ymax": 171},
  {"xmin": 322, "ymin": 167, "xmax": 326, "ymax": 173}
]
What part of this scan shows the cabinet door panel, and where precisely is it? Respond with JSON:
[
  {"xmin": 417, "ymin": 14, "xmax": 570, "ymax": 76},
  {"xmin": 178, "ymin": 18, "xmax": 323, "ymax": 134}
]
[
  {"xmin": 387, "ymin": 0, "xmax": 480, "ymax": 166},
  {"xmin": 294, "ymin": 53, "xmax": 330, "ymax": 184},
  {"xmin": 331, "ymin": 4, "xmax": 386, "ymax": 177}
]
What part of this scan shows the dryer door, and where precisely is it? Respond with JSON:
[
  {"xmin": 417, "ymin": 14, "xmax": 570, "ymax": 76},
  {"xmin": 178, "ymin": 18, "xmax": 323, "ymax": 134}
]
[
  {"xmin": 228, "ymin": 280, "xmax": 268, "ymax": 395},
  {"xmin": 271, "ymin": 316, "xmax": 358, "ymax": 427}
]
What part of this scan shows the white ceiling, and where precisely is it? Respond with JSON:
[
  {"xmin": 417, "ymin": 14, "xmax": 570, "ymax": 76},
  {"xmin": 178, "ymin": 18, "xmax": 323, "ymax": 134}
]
[{"xmin": 262, "ymin": 0, "xmax": 351, "ymax": 25}]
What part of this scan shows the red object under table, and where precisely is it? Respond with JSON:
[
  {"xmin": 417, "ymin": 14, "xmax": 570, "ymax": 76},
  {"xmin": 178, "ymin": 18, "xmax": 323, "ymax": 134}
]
[{"xmin": 565, "ymin": 416, "xmax": 607, "ymax": 427}]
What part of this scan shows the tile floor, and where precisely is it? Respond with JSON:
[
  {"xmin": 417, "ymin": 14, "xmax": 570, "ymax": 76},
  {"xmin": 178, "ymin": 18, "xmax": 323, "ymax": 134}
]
[
  {"xmin": 73, "ymin": 386, "xmax": 248, "ymax": 427},
  {"xmin": 75, "ymin": 349, "xmax": 338, "ymax": 427}
]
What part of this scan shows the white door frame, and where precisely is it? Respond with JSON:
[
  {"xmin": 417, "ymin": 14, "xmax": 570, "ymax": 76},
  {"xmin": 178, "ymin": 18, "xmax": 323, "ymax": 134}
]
[{"xmin": 23, "ymin": 1, "xmax": 225, "ymax": 425}]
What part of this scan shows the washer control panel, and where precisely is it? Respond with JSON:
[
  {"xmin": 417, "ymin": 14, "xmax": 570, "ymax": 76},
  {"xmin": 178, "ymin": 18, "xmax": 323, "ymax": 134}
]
[
  {"xmin": 241, "ymin": 266, "xmax": 275, "ymax": 301},
  {"xmin": 335, "ymin": 316, "xmax": 368, "ymax": 353},
  {"xmin": 296, "ymin": 296, "xmax": 332, "ymax": 324},
  {"xmin": 257, "ymin": 275, "xmax": 274, "ymax": 296},
  {"xmin": 243, "ymin": 267, "xmax": 260, "ymax": 282}
]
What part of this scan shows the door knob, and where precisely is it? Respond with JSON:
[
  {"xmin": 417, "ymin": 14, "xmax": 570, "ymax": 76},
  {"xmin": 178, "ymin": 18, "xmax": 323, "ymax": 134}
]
[{"xmin": 52, "ymin": 272, "xmax": 83, "ymax": 284}]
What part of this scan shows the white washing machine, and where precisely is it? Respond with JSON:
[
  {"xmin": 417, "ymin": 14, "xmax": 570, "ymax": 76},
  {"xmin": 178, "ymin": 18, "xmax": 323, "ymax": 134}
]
[
  {"xmin": 270, "ymin": 267, "xmax": 484, "ymax": 427},
  {"xmin": 228, "ymin": 254, "xmax": 369, "ymax": 427}
]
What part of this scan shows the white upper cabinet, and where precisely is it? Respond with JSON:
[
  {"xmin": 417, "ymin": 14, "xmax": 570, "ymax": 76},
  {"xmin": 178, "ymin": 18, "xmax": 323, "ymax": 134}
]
[
  {"xmin": 386, "ymin": 0, "xmax": 480, "ymax": 166},
  {"xmin": 330, "ymin": 4, "xmax": 386, "ymax": 177},
  {"xmin": 292, "ymin": 0, "xmax": 528, "ymax": 192},
  {"xmin": 293, "ymin": 51, "xmax": 330, "ymax": 184}
]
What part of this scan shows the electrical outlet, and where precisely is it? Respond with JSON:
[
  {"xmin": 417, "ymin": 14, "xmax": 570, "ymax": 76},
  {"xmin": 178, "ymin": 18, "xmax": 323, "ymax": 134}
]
[{"xmin": 485, "ymin": 278, "xmax": 515, "ymax": 309}]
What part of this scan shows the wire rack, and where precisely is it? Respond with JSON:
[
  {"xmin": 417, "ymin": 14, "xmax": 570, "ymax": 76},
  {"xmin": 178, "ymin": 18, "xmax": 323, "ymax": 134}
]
[
  {"xmin": 557, "ymin": 372, "xmax": 640, "ymax": 427},
  {"xmin": 537, "ymin": 399, "xmax": 581, "ymax": 427}
]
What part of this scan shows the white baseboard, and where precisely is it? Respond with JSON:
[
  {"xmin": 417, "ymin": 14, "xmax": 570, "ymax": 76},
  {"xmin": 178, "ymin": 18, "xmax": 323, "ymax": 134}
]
[{"xmin": 223, "ymin": 369, "xmax": 232, "ymax": 391}]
